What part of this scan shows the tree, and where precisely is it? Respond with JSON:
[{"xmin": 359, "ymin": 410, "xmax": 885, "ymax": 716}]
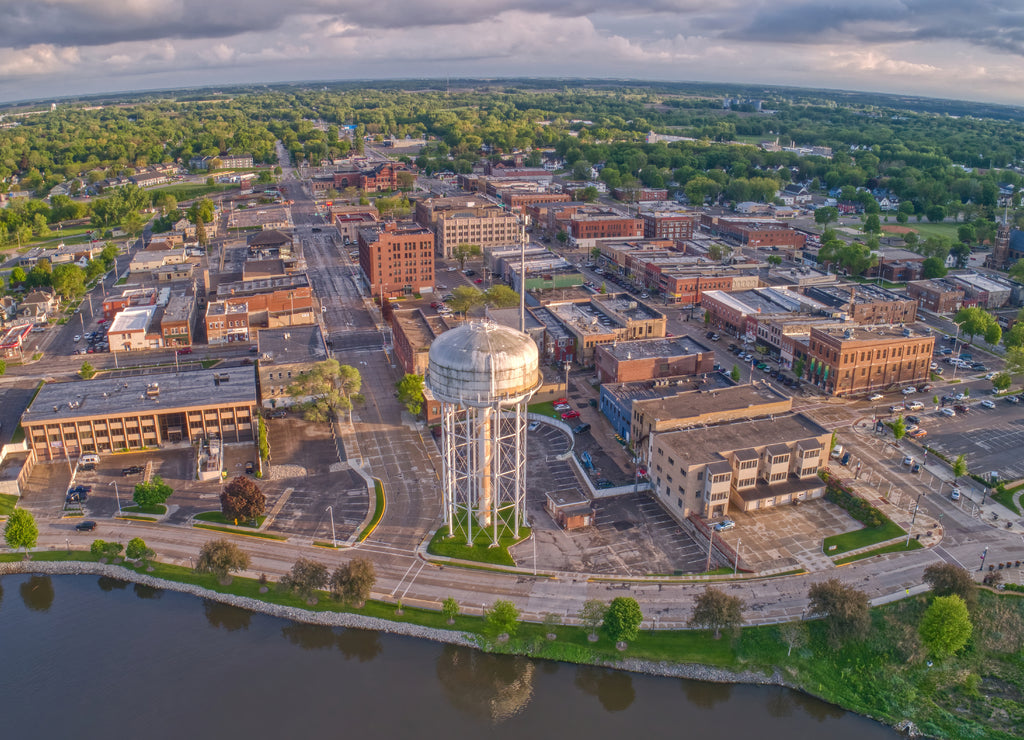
[
  {"xmin": 688, "ymin": 587, "xmax": 745, "ymax": 639},
  {"xmin": 993, "ymin": 372, "xmax": 1012, "ymax": 391},
  {"xmin": 954, "ymin": 307, "xmax": 999, "ymax": 344},
  {"xmin": 90, "ymin": 539, "xmax": 123, "ymax": 560},
  {"xmin": 1006, "ymin": 347, "xmax": 1024, "ymax": 376},
  {"xmin": 483, "ymin": 284, "xmax": 520, "ymax": 308},
  {"xmin": 280, "ymin": 557, "xmax": 329, "ymax": 601},
  {"xmin": 807, "ymin": 578, "xmax": 871, "ymax": 647},
  {"xmin": 793, "ymin": 357, "xmax": 805, "ymax": 378},
  {"xmin": 814, "ymin": 206, "xmax": 838, "ymax": 226},
  {"xmin": 79, "ymin": 361, "xmax": 96, "ymax": 379},
  {"xmin": 133, "ymin": 475, "xmax": 173, "ymax": 507},
  {"xmin": 50, "ymin": 263, "xmax": 86, "ymax": 299},
  {"xmin": 603, "ymin": 597, "xmax": 643, "ymax": 642},
  {"xmin": 442, "ymin": 596, "xmax": 459, "ymax": 624},
  {"xmin": 579, "ymin": 186, "xmax": 599, "ymax": 202},
  {"xmin": 447, "ymin": 285, "xmax": 484, "ymax": 315},
  {"xmin": 926, "ymin": 204, "xmax": 946, "ymax": 223},
  {"xmin": 779, "ymin": 621, "xmax": 808, "ymax": 657},
  {"xmin": 1004, "ymin": 322, "xmax": 1024, "ymax": 350},
  {"xmin": 125, "ymin": 537, "xmax": 154, "ymax": 562},
  {"xmin": 919, "ymin": 595, "xmax": 973, "ymax": 659},
  {"xmin": 4, "ymin": 509, "xmax": 38, "ymax": 554},
  {"xmin": 485, "ymin": 599, "xmax": 520, "ymax": 638},
  {"xmin": 195, "ymin": 539, "xmax": 250, "ymax": 580},
  {"xmin": 579, "ymin": 599, "xmax": 608, "ymax": 638},
  {"xmin": 923, "ymin": 563, "xmax": 977, "ymax": 609},
  {"xmin": 730, "ymin": 365, "xmax": 741, "ymax": 382},
  {"xmin": 921, "ymin": 257, "xmax": 947, "ymax": 279},
  {"xmin": 766, "ymin": 254, "xmax": 783, "ymax": 266},
  {"xmin": 451, "ymin": 243, "xmax": 482, "ymax": 269},
  {"xmin": 1009, "ymin": 259, "xmax": 1024, "ymax": 282},
  {"xmin": 395, "ymin": 374, "xmax": 425, "ymax": 416},
  {"xmin": 892, "ymin": 414, "xmax": 906, "ymax": 441},
  {"xmin": 220, "ymin": 476, "xmax": 266, "ymax": 522},
  {"xmin": 863, "ymin": 213, "xmax": 881, "ymax": 234},
  {"xmin": 330, "ymin": 558, "xmax": 376, "ymax": 606},
  {"xmin": 952, "ymin": 454, "xmax": 968, "ymax": 479},
  {"xmin": 10, "ymin": 266, "xmax": 26, "ymax": 284},
  {"xmin": 288, "ymin": 359, "xmax": 362, "ymax": 423}
]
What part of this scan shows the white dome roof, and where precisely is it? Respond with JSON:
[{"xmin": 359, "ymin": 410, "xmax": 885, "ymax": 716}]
[{"xmin": 427, "ymin": 321, "xmax": 540, "ymax": 406}]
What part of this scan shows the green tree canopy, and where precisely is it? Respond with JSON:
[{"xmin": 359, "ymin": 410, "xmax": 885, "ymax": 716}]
[
  {"xmin": 133, "ymin": 475, "xmax": 173, "ymax": 507},
  {"xmin": 396, "ymin": 374, "xmax": 425, "ymax": 416},
  {"xmin": 330, "ymin": 558, "xmax": 376, "ymax": 607},
  {"xmin": 603, "ymin": 597, "xmax": 644, "ymax": 642},
  {"xmin": 281, "ymin": 558, "xmax": 329, "ymax": 601},
  {"xmin": 4, "ymin": 509, "xmax": 38, "ymax": 553},
  {"xmin": 288, "ymin": 359, "xmax": 362, "ymax": 423},
  {"xmin": 579, "ymin": 599, "xmax": 608, "ymax": 638},
  {"xmin": 954, "ymin": 307, "xmax": 1000, "ymax": 345},
  {"xmin": 485, "ymin": 599, "xmax": 520, "ymax": 638},
  {"xmin": 807, "ymin": 578, "xmax": 871, "ymax": 647},
  {"xmin": 483, "ymin": 284, "xmax": 520, "ymax": 308},
  {"xmin": 452, "ymin": 242, "xmax": 482, "ymax": 269},
  {"xmin": 195, "ymin": 539, "xmax": 250, "ymax": 580},
  {"xmin": 923, "ymin": 563, "xmax": 976, "ymax": 609},
  {"xmin": 688, "ymin": 586, "xmax": 745, "ymax": 639},
  {"xmin": 919, "ymin": 595, "xmax": 973, "ymax": 659}
]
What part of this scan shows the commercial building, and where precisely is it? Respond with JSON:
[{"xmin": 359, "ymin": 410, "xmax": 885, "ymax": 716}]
[
  {"xmin": 594, "ymin": 336, "xmax": 714, "ymax": 384},
  {"xmin": 109, "ymin": 305, "xmax": 160, "ymax": 351},
  {"xmin": 598, "ymin": 372, "xmax": 734, "ymax": 440},
  {"xmin": 539, "ymin": 294, "xmax": 666, "ymax": 365},
  {"xmin": 358, "ymin": 222, "xmax": 435, "ymax": 300},
  {"xmin": 648, "ymin": 412, "xmax": 829, "ymax": 520},
  {"xmin": 21, "ymin": 368, "xmax": 258, "ymax": 460},
  {"xmin": 414, "ymin": 196, "xmax": 521, "ymax": 258},
  {"xmin": 159, "ymin": 294, "xmax": 196, "ymax": 347},
  {"xmin": 906, "ymin": 279, "xmax": 966, "ymax": 314},
  {"xmin": 630, "ymin": 382, "xmax": 791, "ymax": 444},
  {"xmin": 567, "ymin": 207, "xmax": 643, "ymax": 248},
  {"xmin": 330, "ymin": 205, "xmax": 380, "ymax": 245},
  {"xmin": 801, "ymin": 325, "xmax": 935, "ymax": 396},
  {"xmin": 390, "ymin": 308, "xmax": 458, "ymax": 377},
  {"xmin": 800, "ymin": 283, "xmax": 918, "ymax": 325},
  {"xmin": 947, "ymin": 273, "xmax": 1014, "ymax": 309},
  {"xmin": 641, "ymin": 210, "xmax": 699, "ymax": 241},
  {"xmin": 205, "ymin": 286, "xmax": 315, "ymax": 345},
  {"xmin": 256, "ymin": 325, "xmax": 328, "ymax": 408},
  {"xmin": 702, "ymin": 288, "xmax": 831, "ymax": 340},
  {"xmin": 700, "ymin": 215, "xmax": 806, "ymax": 251}
]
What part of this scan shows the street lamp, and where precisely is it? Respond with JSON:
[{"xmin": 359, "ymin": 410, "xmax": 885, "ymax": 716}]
[{"xmin": 326, "ymin": 505, "xmax": 337, "ymax": 547}]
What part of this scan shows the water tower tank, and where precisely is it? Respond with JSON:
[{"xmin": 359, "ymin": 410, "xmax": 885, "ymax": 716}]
[{"xmin": 427, "ymin": 322, "xmax": 541, "ymax": 546}]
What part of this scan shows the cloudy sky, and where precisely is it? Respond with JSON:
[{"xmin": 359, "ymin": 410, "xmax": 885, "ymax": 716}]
[{"xmin": 1, "ymin": 0, "xmax": 1023, "ymax": 105}]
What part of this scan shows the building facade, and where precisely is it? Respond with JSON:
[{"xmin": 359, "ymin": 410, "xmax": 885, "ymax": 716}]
[
  {"xmin": 802, "ymin": 326, "xmax": 935, "ymax": 396},
  {"xmin": 358, "ymin": 222, "xmax": 435, "ymax": 300}
]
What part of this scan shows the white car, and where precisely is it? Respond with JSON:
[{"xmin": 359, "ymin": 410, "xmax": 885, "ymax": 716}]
[
  {"xmin": 73, "ymin": 334, "xmax": 81, "ymax": 342},
  {"xmin": 930, "ymin": 362, "xmax": 938, "ymax": 370},
  {"xmin": 902, "ymin": 387, "xmax": 917, "ymax": 395},
  {"xmin": 980, "ymin": 399, "xmax": 995, "ymax": 409},
  {"xmin": 869, "ymin": 393, "xmax": 884, "ymax": 401},
  {"xmin": 940, "ymin": 408, "xmax": 956, "ymax": 417},
  {"xmin": 950, "ymin": 487, "xmax": 961, "ymax": 501}
]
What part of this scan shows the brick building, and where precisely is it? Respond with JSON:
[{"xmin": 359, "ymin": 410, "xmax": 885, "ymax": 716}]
[
  {"xmin": 358, "ymin": 222, "xmax": 435, "ymax": 300},
  {"xmin": 568, "ymin": 208, "xmax": 643, "ymax": 246},
  {"xmin": 160, "ymin": 294, "xmax": 196, "ymax": 347},
  {"xmin": 802, "ymin": 326, "xmax": 934, "ymax": 396},
  {"xmin": 414, "ymin": 196, "xmax": 521, "ymax": 258},
  {"xmin": 802, "ymin": 284, "xmax": 918, "ymax": 325},
  {"xmin": 701, "ymin": 215, "xmax": 806, "ymax": 251},
  {"xmin": 906, "ymin": 279, "xmax": 966, "ymax": 314},
  {"xmin": 594, "ymin": 337, "xmax": 714, "ymax": 383},
  {"xmin": 641, "ymin": 211, "xmax": 699, "ymax": 241}
]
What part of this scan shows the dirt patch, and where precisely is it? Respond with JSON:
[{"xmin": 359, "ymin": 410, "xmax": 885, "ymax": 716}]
[{"xmin": 881, "ymin": 225, "xmax": 915, "ymax": 234}]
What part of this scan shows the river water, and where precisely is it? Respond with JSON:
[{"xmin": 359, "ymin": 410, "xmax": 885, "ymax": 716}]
[{"xmin": 0, "ymin": 574, "xmax": 898, "ymax": 739}]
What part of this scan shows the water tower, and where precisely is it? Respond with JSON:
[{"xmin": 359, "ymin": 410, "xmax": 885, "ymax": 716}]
[{"xmin": 427, "ymin": 321, "xmax": 541, "ymax": 547}]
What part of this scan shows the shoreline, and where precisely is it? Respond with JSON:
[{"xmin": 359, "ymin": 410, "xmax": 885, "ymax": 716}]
[{"xmin": 0, "ymin": 560, "xmax": 915, "ymax": 737}]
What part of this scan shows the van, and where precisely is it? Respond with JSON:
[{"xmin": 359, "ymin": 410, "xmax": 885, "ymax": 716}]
[
  {"xmin": 80, "ymin": 454, "xmax": 100, "ymax": 465},
  {"xmin": 830, "ymin": 444, "xmax": 844, "ymax": 460}
]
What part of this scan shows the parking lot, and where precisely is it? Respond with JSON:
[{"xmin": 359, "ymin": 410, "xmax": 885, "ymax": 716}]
[{"xmin": 919, "ymin": 399, "xmax": 1024, "ymax": 482}]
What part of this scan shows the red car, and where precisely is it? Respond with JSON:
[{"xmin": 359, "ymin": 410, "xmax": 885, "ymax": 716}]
[
  {"xmin": 554, "ymin": 398, "xmax": 568, "ymax": 406},
  {"xmin": 561, "ymin": 410, "xmax": 581, "ymax": 420},
  {"xmin": 176, "ymin": 347, "xmax": 192, "ymax": 355},
  {"xmin": 474, "ymin": 278, "xmax": 483, "ymax": 284}
]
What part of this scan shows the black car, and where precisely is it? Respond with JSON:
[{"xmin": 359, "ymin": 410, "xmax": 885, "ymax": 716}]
[
  {"xmin": 905, "ymin": 415, "xmax": 921, "ymax": 425},
  {"xmin": 66, "ymin": 491, "xmax": 88, "ymax": 503},
  {"xmin": 572, "ymin": 422, "xmax": 591, "ymax": 435},
  {"xmin": 267, "ymin": 409, "xmax": 288, "ymax": 419},
  {"xmin": 68, "ymin": 484, "xmax": 92, "ymax": 495},
  {"xmin": 245, "ymin": 461, "xmax": 255, "ymax": 475},
  {"xmin": 75, "ymin": 520, "xmax": 98, "ymax": 532},
  {"xmin": 464, "ymin": 269, "xmax": 476, "ymax": 277},
  {"xmin": 121, "ymin": 465, "xmax": 143, "ymax": 476},
  {"xmin": 705, "ymin": 331, "xmax": 715, "ymax": 339}
]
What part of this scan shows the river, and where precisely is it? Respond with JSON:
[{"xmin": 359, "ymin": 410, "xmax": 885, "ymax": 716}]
[{"xmin": 0, "ymin": 574, "xmax": 898, "ymax": 739}]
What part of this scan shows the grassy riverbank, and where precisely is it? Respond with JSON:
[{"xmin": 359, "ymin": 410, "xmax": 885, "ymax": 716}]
[{"xmin": 2, "ymin": 551, "xmax": 1021, "ymax": 738}]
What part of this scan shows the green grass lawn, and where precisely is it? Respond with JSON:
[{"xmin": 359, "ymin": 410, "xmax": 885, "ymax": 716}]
[
  {"xmin": 528, "ymin": 400, "xmax": 559, "ymax": 418},
  {"xmin": 904, "ymin": 221, "xmax": 961, "ymax": 239},
  {"xmin": 193, "ymin": 522, "xmax": 285, "ymax": 540},
  {"xmin": 427, "ymin": 515, "xmax": 530, "ymax": 567},
  {"xmin": 121, "ymin": 503, "xmax": 167, "ymax": 515},
  {"xmin": 0, "ymin": 493, "xmax": 18, "ymax": 517},
  {"xmin": 991, "ymin": 482, "xmax": 1023, "ymax": 515},
  {"xmin": 833, "ymin": 538, "xmax": 923, "ymax": 565},
  {"xmin": 823, "ymin": 518, "xmax": 906, "ymax": 555},
  {"xmin": 195, "ymin": 511, "xmax": 266, "ymax": 528},
  {"xmin": 356, "ymin": 480, "xmax": 386, "ymax": 542},
  {"xmin": 154, "ymin": 183, "xmax": 233, "ymax": 201}
]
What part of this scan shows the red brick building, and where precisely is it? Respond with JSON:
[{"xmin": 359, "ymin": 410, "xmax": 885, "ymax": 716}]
[
  {"xmin": 358, "ymin": 222, "xmax": 435, "ymax": 300},
  {"xmin": 642, "ymin": 211, "xmax": 699, "ymax": 241},
  {"xmin": 594, "ymin": 337, "xmax": 714, "ymax": 383},
  {"xmin": 701, "ymin": 215, "xmax": 806, "ymax": 250},
  {"xmin": 802, "ymin": 326, "xmax": 934, "ymax": 397},
  {"xmin": 568, "ymin": 208, "xmax": 643, "ymax": 244}
]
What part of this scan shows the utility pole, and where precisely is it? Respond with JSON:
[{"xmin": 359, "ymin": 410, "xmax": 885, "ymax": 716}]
[
  {"xmin": 979, "ymin": 546, "xmax": 989, "ymax": 572},
  {"xmin": 705, "ymin": 526, "xmax": 715, "ymax": 573}
]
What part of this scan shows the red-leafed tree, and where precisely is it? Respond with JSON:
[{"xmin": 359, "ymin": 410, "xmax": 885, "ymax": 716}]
[{"xmin": 220, "ymin": 476, "xmax": 266, "ymax": 523}]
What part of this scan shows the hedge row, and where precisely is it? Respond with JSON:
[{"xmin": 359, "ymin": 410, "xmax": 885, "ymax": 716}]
[{"xmin": 825, "ymin": 479, "xmax": 887, "ymax": 529}]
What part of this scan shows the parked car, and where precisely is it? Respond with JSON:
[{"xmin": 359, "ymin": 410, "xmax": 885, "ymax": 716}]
[
  {"xmin": 75, "ymin": 520, "xmax": 98, "ymax": 532},
  {"xmin": 527, "ymin": 421, "xmax": 541, "ymax": 432},
  {"xmin": 267, "ymin": 409, "xmax": 288, "ymax": 419},
  {"xmin": 1007, "ymin": 395, "xmax": 1020, "ymax": 404},
  {"xmin": 911, "ymin": 463, "xmax": 921, "ymax": 474},
  {"xmin": 74, "ymin": 334, "xmax": 81, "ymax": 342},
  {"xmin": 554, "ymin": 398, "xmax": 568, "ymax": 406},
  {"xmin": 869, "ymin": 393, "xmax": 884, "ymax": 401},
  {"xmin": 714, "ymin": 519, "xmax": 736, "ymax": 532},
  {"xmin": 902, "ymin": 455, "xmax": 915, "ymax": 466},
  {"xmin": 902, "ymin": 386, "xmax": 917, "ymax": 395},
  {"xmin": 940, "ymin": 408, "xmax": 956, "ymax": 417},
  {"xmin": 950, "ymin": 487, "xmax": 961, "ymax": 501},
  {"xmin": 572, "ymin": 423, "xmax": 591, "ymax": 435},
  {"xmin": 905, "ymin": 415, "xmax": 921, "ymax": 425},
  {"xmin": 245, "ymin": 461, "xmax": 255, "ymax": 475},
  {"xmin": 906, "ymin": 401, "xmax": 924, "ymax": 411},
  {"xmin": 954, "ymin": 404, "xmax": 970, "ymax": 414},
  {"xmin": 980, "ymin": 399, "xmax": 996, "ymax": 409},
  {"xmin": 840, "ymin": 451, "xmax": 852, "ymax": 466},
  {"xmin": 908, "ymin": 429, "xmax": 928, "ymax": 439},
  {"xmin": 176, "ymin": 347, "xmax": 192, "ymax": 355},
  {"xmin": 553, "ymin": 403, "xmax": 571, "ymax": 411},
  {"xmin": 595, "ymin": 479, "xmax": 614, "ymax": 489},
  {"xmin": 561, "ymin": 410, "xmax": 581, "ymax": 420},
  {"xmin": 121, "ymin": 465, "xmax": 143, "ymax": 476}
]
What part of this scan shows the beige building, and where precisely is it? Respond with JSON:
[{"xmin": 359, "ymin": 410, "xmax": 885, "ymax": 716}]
[
  {"xmin": 415, "ymin": 196, "xmax": 521, "ymax": 258},
  {"xmin": 21, "ymin": 369, "xmax": 258, "ymax": 460},
  {"xmin": 648, "ymin": 412, "xmax": 830, "ymax": 521}
]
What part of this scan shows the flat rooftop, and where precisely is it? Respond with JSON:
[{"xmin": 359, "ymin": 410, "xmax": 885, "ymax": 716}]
[
  {"xmin": 23, "ymin": 368, "xmax": 258, "ymax": 424},
  {"xmin": 601, "ymin": 336, "xmax": 707, "ymax": 362},
  {"xmin": 812, "ymin": 325, "xmax": 933, "ymax": 343},
  {"xmin": 634, "ymin": 382, "xmax": 790, "ymax": 424},
  {"xmin": 704, "ymin": 287, "xmax": 827, "ymax": 316},
  {"xmin": 592, "ymin": 293, "xmax": 664, "ymax": 322},
  {"xmin": 660, "ymin": 413, "xmax": 828, "ymax": 461},
  {"xmin": 804, "ymin": 283, "xmax": 907, "ymax": 307},
  {"xmin": 257, "ymin": 325, "xmax": 327, "ymax": 364},
  {"xmin": 603, "ymin": 372, "xmax": 734, "ymax": 406},
  {"xmin": 109, "ymin": 305, "xmax": 155, "ymax": 333}
]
